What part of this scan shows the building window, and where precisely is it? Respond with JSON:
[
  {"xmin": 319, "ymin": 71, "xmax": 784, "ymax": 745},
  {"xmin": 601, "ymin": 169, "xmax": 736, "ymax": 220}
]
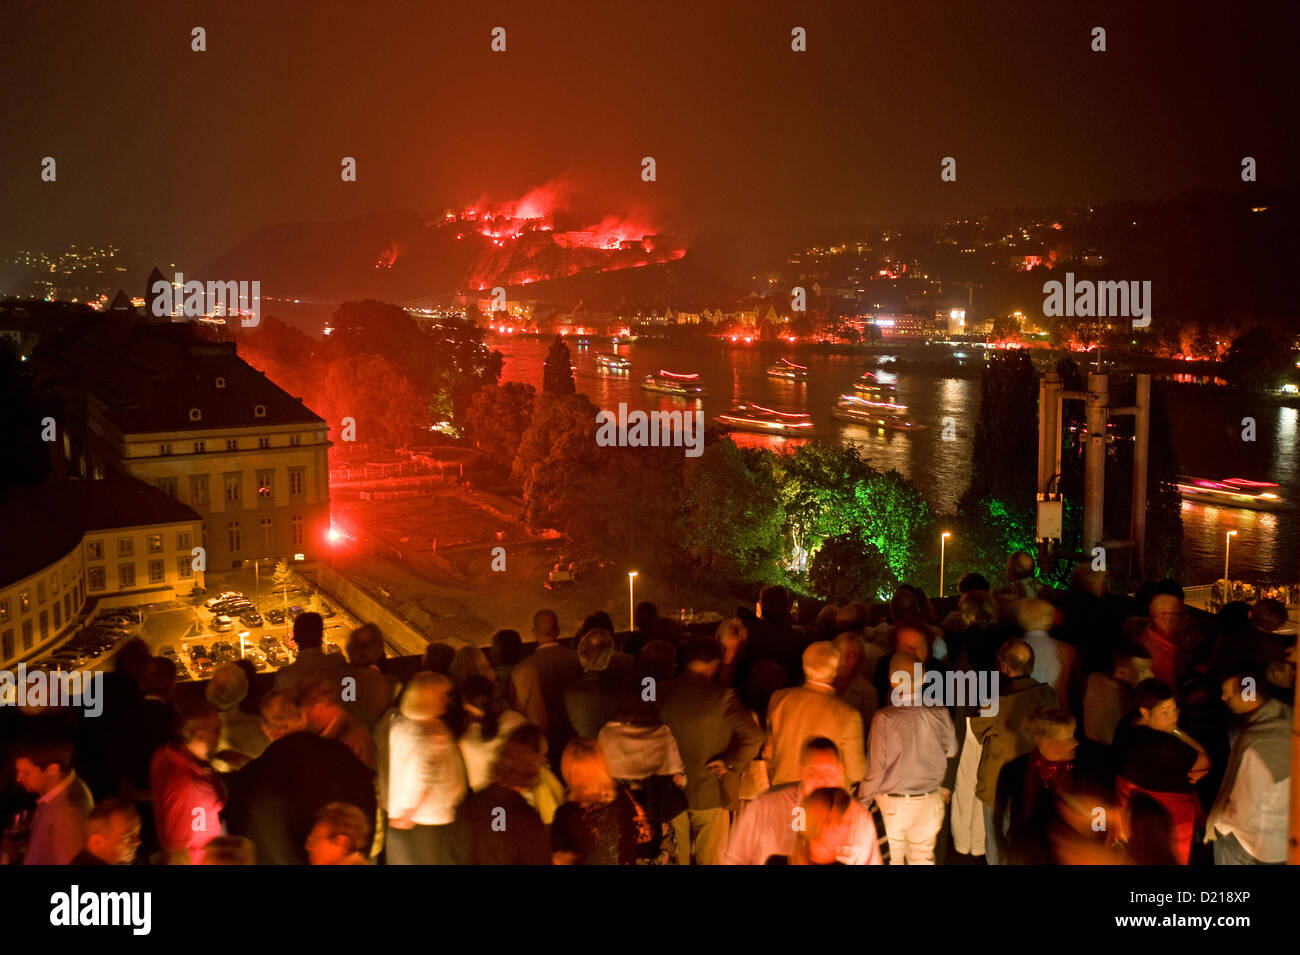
[
  {"xmin": 19, "ymin": 590, "xmax": 30, "ymax": 613},
  {"xmin": 37, "ymin": 581, "xmax": 46, "ymax": 604},
  {"xmin": 39, "ymin": 611, "xmax": 49, "ymax": 640},
  {"xmin": 177, "ymin": 556, "xmax": 193, "ymax": 580},
  {"xmin": 148, "ymin": 559, "xmax": 165, "ymax": 584},
  {"xmin": 159, "ymin": 443, "xmax": 173, "ymax": 456},
  {"xmin": 226, "ymin": 439, "xmax": 238, "ymax": 451},
  {"xmin": 254, "ymin": 404, "xmax": 267, "ymax": 418},
  {"xmin": 1, "ymin": 630, "xmax": 12, "ymax": 663},
  {"xmin": 224, "ymin": 474, "xmax": 241, "ymax": 503},
  {"xmin": 158, "ymin": 476, "xmax": 178, "ymax": 497},
  {"xmin": 228, "ymin": 521, "xmax": 241, "ymax": 553},
  {"xmin": 87, "ymin": 540, "xmax": 103, "ymax": 560},
  {"xmin": 257, "ymin": 470, "xmax": 273, "ymax": 500},
  {"xmin": 118, "ymin": 537, "xmax": 134, "ymax": 558},
  {"xmin": 291, "ymin": 514, "xmax": 304, "ymax": 547},
  {"xmin": 177, "ymin": 531, "xmax": 192, "ymax": 551},
  {"xmin": 22, "ymin": 620, "xmax": 34, "ymax": 650},
  {"xmin": 118, "ymin": 564, "xmax": 135, "ymax": 589},
  {"xmin": 290, "ymin": 434, "xmax": 302, "ymax": 447},
  {"xmin": 258, "ymin": 437, "xmax": 271, "ymax": 449},
  {"xmin": 261, "ymin": 517, "xmax": 273, "ymax": 549},
  {"xmin": 88, "ymin": 567, "xmax": 105, "ymax": 591},
  {"xmin": 193, "ymin": 440, "xmax": 206, "ymax": 454},
  {"xmin": 191, "ymin": 475, "xmax": 209, "ymax": 507},
  {"xmin": 73, "ymin": 583, "xmax": 81, "ymax": 607},
  {"xmin": 289, "ymin": 468, "xmax": 305, "ymax": 497},
  {"xmin": 0, "ymin": 599, "xmax": 8, "ymax": 623},
  {"xmin": 147, "ymin": 534, "xmax": 164, "ymax": 554},
  {"xmin": 63, "ymin": 593, "xmax": 71, "ymax": 619},
  {"xmin": 53, "ymin": 602, "xmax": 61, "ymax": 628}
]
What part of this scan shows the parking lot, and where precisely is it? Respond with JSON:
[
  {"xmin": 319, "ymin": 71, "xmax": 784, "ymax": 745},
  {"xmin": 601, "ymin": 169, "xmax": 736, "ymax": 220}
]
[{"xmin": 36, "ymin": 566, "xmax": 359, "ymax": 680}]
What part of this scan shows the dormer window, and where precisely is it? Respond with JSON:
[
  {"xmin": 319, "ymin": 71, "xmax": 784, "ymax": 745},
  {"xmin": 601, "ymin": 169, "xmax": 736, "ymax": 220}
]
[
  {"xmin": 189, "ymin": 407, "xmax": 202, "ymax": 422},
  {"xmin": 215, "ymin": 377, "xmax": 226, "ymax": 389},
  {"xmin": 254, "ymin": 404, "xmax": 267, "ymax": 418}
]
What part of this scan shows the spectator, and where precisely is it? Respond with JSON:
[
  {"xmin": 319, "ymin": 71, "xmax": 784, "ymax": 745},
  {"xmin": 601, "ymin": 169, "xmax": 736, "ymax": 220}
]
[
  {"xmin": 1083, "ymin": 644, "xmax": 1151, "ymax": 745},
  {"xmin": 638, "ymin": 639, "xmax": 678, "ymax": 686},
  {"xmin": 859, "ymin": 653, "xmax": 958, "ymax": 865},
  {"xmin": 766, "ymin": 787, "xmax": 855, "ymax": 865},
  {"xmin": 450, "ymin": 645, "xmax": 495, "ymax": 689},
  {"xmin": 301, "ymin": 679, "xmax": 377, "ymax": 770},
  {"xmin": 1138, "ymin": 594, "xmax": 1192, "ymax": 689},
  {"xmin": 201, "ymin": 835, "xmax": 255, "ymax": 865},
  {"xmin": 1111, "ymin": 679, "xmax": 1209, "ymax": 865},
  {"xmin": 1017, "ymin": 598, "xmax": 1080, "ymax": 713},
  {"xmin": 149, "ymin": 700, "xmax": 225, "ymax": 865},
  {"xmin": 342, "ymin": 624, "xmax": 400, "ymax": 728},
  {"xmin": 275, "ymin": 612, "xmax": 347, "ymax": 691},
  {"xmin": 970, "ymin": 639, "xmax": 1058, "ymax": 865},
  {"xmin": 508, "ymin": 610, "xmax": 582, "ymax": 760},
  {"xmin": 997, "ymin": 551, "xmax": 1049, "ymax": 601},
  {"xmin": 565, "ymin": 629, "xmax": 622, "ymax": 739},
  {"xmin": 552, "ymin": 738, "xmax": 652, "ymax": 865},
  {"xmin": 114, "ymin": 656, "xmax": 177, "ymax": 799},
  {"xmin": 833, "ymin": 632, "xmax": 879, "ymax": 729},
  {"xmin": 659, "ymin": 639, "xmax": 766, "ymax": 865},
  {"xmin": 206, "ymin": 662, "xmax": 268, "ymax": 772},
  {"xmin": 1205, "ymin": 673, "xmax": 1291, "ymax": 864},
  {"xmin": 991, "ymin": 708, "xmax": 1079, "ymax": 865},
  {"xmin": 714, "ymin": 617, "xmax": 752, "ymax": 694},
  {"xmin": 385, "ymin": 673, "xmax": 466, "ymax": 864},
  {"xmin": 70, "ymin": 797, "xmax": 141, "ymax": 865},
  {"xmin": 15, "ymin": 734, "xmax": 93, "ymax": 865},
  {"xmin": 766, "ymin": 642, "xmax": 867, "ymax": 788},
  {"xmin": 490, "ymin": 629, "xmax": 524, "ymax": 687},
  {"xmin": 305, "ymin": 802, "xmax": 371, "ymax": 865},
  {"xmin": 456, "ymin": 675, "xmax": 527, "ymax": 791},
  {"xmin": 421, "ymin": 641, "xmax": 456, "ymax": 675},
  {"xmin": 452, "ymin": 725, "xmax": 552, "ymax": 865},
  {"xmin": 743, "ymin": 585, "xmax": 803, "ymax": 685},
  {"xmin": 724, "ymin": 736, "xmax": 881, "ymax": 865},
  {"xmin": 225, "ymin": 689, "xmax": 377, "ymax": 865}
]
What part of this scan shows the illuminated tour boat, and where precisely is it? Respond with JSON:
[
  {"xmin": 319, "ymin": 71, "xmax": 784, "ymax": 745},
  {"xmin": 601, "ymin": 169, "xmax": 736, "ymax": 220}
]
[
  {"xmin": 641, "ymin": 369, "xmax": 708, "ymax": 397},
  {"xmin": 714, "ymin": 402, "xmax": 815, "ymax": 435},
  {"xmin": 831, "ymin": 393, "xmax": 924, "ymax": 431},
  {"xmin": 1175, "ymin": 477, "xmax": 1290, "ymax": 511},
  {"xmin": 766, "ymin": 358, "xmax": 809, "ymax": 380},
  {"xmin": 852, "ymin": 371, "xmax": 898, "ymax": 397},
  {"xmin": 594, "ymin": 353, "xmax": 631, "ymax": 373}
]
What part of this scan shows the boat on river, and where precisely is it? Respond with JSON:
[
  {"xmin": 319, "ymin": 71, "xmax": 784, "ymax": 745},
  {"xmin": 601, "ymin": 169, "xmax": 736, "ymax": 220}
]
[{"xmin": 641, "ymin": 370, "xmax": 707, "ymax": 397}]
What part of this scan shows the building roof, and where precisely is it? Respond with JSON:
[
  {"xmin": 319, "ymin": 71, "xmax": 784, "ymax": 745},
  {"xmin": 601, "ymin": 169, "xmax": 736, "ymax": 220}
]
[
  {"xmin": 36, "ymin": 314, "xmax": 325, "ymax": 434},
  {"xmin": 0, "ymin": 478, "xmax": 200, "ymax": 587}
]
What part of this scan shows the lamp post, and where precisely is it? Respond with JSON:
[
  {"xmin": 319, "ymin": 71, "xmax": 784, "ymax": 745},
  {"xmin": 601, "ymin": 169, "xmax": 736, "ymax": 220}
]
[
  {"xmin": 1224, "ymin": 531, "xmax": 1237, "ymax": 603},
  {"xmin": 628, "ymin": 571, "xmax": 638, "ymax": 632},
  {"xmin": 939, "ymin": 532, "xmax": 951, "ymax": 597}
]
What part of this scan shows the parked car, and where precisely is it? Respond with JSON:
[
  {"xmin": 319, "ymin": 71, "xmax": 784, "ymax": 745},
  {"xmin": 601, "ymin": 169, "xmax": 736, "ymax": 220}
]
[
  {"xmin": 324, "ymin": 642, "xmax": 342, "ymax": 656},
  {"xmin": 212, "ymin": 616, "xmax": 236, "ymax": 633},
  {"xmin": 266, "ymin": 646, "xmax": 292, "ymax": 667},
  {"xmin": 264, "ymin": 608, "xmax": 286, "ymax": 625},
  {"xmin": 49, "ymin": 651, "xmax": 89, "ymax": 667},
  {"xmin": 190, "ymin": 643, "xmax": 209, "ymax": 661},
  {"xmin": 193, "ymin": 658, "xmax": 215, "ymax": 678},
  {"xmin": 240, "ymin": 610, "xmax": 263, "ymax": 628},
  {"xmin": 259, "ymin": 634, "xmax": 281, "ymax": 651},
  {"xmin": 287, "ymin": 606, "xmax": 306, "ymax": 621},
  {"xmin": 159, "ymin": 645, "xmax": 178, "ymax": 659},
  {"xmin": 204, "ymin": 592, "xmax": 243, "ymax": 610}
]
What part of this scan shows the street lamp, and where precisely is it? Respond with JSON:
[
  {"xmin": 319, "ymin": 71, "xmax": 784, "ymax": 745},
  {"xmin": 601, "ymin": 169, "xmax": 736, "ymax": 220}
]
[
  {"xmin": 1224, "ymin": 531, "xmax": 1237, "ymax": 603},
  {"xmin": 939, "ymin": 532, "xmax": 951, "ymax": 597},
  {"xmin": 628, "ymin": 571, "xmax": 638, "ymax": 632}
]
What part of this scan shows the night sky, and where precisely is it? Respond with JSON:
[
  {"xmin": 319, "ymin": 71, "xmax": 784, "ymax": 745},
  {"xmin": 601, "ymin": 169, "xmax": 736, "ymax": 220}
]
[{"xmin": 2, "ymin": 0, "xmax": 1295, "ymax": 263}]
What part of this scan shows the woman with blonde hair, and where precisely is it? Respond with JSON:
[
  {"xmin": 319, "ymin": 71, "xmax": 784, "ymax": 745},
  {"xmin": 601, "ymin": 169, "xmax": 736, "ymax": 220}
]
[
  {"xmin": 551, "ymin": 738, "xmax": 652, "ymax": 865},
  {"xmin": 767, "ymin": 787, "xmax": 853, "ymax": 865},
  {"xmin": 386, "ymin": 671, "xmax": 467, "ymax": 864}
]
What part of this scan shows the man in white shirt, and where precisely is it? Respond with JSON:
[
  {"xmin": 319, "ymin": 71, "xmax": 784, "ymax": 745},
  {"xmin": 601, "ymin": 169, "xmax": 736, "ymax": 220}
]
[{"xmin": 1206, "ymin": 673, "xmax": 1291, "ymax": 864}]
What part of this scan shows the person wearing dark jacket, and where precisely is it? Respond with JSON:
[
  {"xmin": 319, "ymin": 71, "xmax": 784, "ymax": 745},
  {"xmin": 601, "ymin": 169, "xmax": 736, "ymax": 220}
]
[
  {"xmin": 992, "ymin": 708, "xmax": 1079, "ymax": 865},
  {"xmin": 224, "ymin": 690, "xmax": 376, "ymax": 865},
  {"xmin": 564, "ymin": 629, "xmax": 622, "ymax": 739},
  {"xmin": 658, "ymin": 640, "xmax": 765, "ymax": 864},
  {"xmin": 451, "ymin": 725, "xmax": 551, "ymax": 865}
]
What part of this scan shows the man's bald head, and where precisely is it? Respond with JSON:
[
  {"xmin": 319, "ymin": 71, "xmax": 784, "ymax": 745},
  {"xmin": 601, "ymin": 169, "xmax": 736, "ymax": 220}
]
[
  {"xmin": 998, "ymin": 638, "xmax": 1035, "ymax": 678},
  {"xmin": 532, "ymin": 609, "xmax": 559, "ymax": 643},
  {"xmin": 888, "ymin": 652, "xmax": 919, "ymax": 690},
  {"xmin": 1148, "ymin": 594, "xmax": 1187, "ymax": 638}
]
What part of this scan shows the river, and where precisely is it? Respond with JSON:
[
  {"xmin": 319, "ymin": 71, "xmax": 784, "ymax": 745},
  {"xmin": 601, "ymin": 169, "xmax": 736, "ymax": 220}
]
[{"xmin": 491, "ymin": 334, "xmax": 1299, "ymax": 587}]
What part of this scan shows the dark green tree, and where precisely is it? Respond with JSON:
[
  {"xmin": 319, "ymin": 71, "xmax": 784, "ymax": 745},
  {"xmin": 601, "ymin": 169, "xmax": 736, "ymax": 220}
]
[
  {"xmin": 678, "ymin": 439, "xmax": 784, "ymax": 584},
  {"xmin": 464, "ymin": 382, "xmax": 537, "ymax": 468},
  {"xmin": 543, "ymin": 335, "xmax": 576, "ymax": 396},
  {"xmin": 1221, "ymin": 325, "xmax": 1294, "ymax": 393},
  {"xmin": 0, "ymin": 337, "xmax": 54, "ymax": 491},
  {"xmin": 961, "ymin": 348, "xmax": 1039, "ymax": 509},
  {"xmin": 808, "ymin": 533, "xmax": 898, "ymax": 604}
]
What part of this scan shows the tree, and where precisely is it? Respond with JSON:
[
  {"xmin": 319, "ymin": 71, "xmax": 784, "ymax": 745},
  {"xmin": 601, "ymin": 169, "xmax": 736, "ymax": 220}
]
[
  {"xmin": 962, "ymin": 349, "xmax": 1038, "ymax": 509},
  {"xmin": 543, "ymin": 335, "xmax": 576, "ymax": 395},
  {"xmin": 808, "ymin": 534, "xmax": 898, "ymax": 604},
  {"xmin": 1221, "ymin": 325, "xmax": 1294, "ymax": 393},
  {"xmin": 513, "ymin": 392, "xmax": 599, "ymax": 533},
  {"xmin": 464, "ymin": 382, "xmax": 537, "ymax": 468},
  {"xmin": 678, "ymin": 439, "xmax": 784, "ymax": 584},
  {"xmin": 856, "ymin": 469, "xmax": 934, "ymax": 583},
  {"xmin": 0, "ymin": 337, "xmax": 55, "ymax": 491}
]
